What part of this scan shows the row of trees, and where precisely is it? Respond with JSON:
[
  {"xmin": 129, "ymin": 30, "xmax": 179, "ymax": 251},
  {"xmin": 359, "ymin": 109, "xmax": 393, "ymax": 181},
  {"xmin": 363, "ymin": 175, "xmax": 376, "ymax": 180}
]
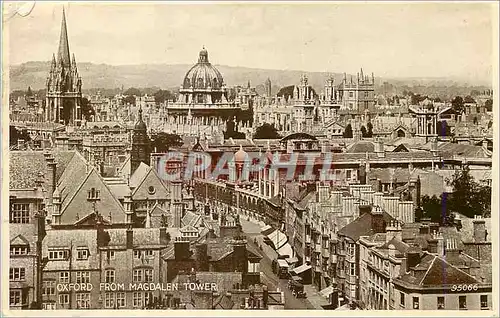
[{"xmin": 416, "ymin": 167, "xmax": 491, "ymax": 224}]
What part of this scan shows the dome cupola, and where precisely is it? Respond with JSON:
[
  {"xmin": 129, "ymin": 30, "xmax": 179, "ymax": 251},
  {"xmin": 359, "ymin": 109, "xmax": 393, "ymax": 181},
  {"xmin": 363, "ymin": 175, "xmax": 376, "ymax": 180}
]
[{"xmin": 182, "ymin": 47, "xmax": 224, "ymax": 90}]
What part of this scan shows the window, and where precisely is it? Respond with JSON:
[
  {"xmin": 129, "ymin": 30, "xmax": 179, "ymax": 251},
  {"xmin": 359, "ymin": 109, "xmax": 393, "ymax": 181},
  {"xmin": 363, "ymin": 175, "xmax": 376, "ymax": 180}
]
[
  {"xmin": 59, "ymin": 272, "xmax": 69, "ymax": 283},
  {"xmin": 42, "ymin": 280, "xmax": 56, "ymax": 295},
  {"xmin": 10, "ymin": 268, "xmax": 26, "ymax": 281},
  {"xmin": 133, "ymin": 292, "xmax": 143, "ymax": 308},
  {"xmin": 459, "ymin": 296, "xmax": 467, "ymax": 310},
  {"xmin": 10, "ymin": 290, "xmax": 22, "ymax": 306},
  {"xmin": 106, "ymin": 250, "xmax": 115, "ymax": 260},
  {"xmin": 400, "ymin": 292, "xmax": 405, "ymax": 307},
  {"xmin": 144, "ymin": 250, "xmax": 154, "ymax": 259},
  {"xmin": 104, "ymin": 269, "xmax": 116, "ymax": 283},
  {"xmin": 59, "ymin": 294, "xmax": 69, "ymax": 305},
  {"xmin": 349, "ymin": 92, "xmax": 354, "ymax": 98},
  {"xmin": 42, "ymin": 303, "xmax": 56, "ymax": 310},
  {"xmin": 349, "ymin": 263, "xmax": 356, "ymax": 276},
  {"xmin": 133, "ymin": 269, "xmax": 143, "ymax": 282},
  {"xmin": 347, "ymin": 243, "xmax": 355, "ymax": 257},
  {"xmin": 144, "ymin": 292, "xmax": 151, "ymax": 307},
  {"xmin": 10, "ymin": 203, "xmax": 29, "ymax": 224},
  {"xmin": 116, "ymin": 292, "xmax": 126, "ymax": 308},
  {"xmin": 134, "ymin": 250, "xmax": 142, "ymax": 259},
  {"xmin": 76, "ymin": 293, "xmax": 91, "ymax": 309},
  {"xmin": 480, "ymin": 295, "xmax": 488, "ymax": 309},
  {"xmin": 148, "ymin": 186, "xmax": 155, "ymax": 194},
  {"xmin": 413, "ymin": 297, "xmax": 419, "ymax": 309},
  {"xmin": 77, "ymin": 249, "xmax": 89, "ymax": 260},
  {"xmin": 48, "ymin": 249, "xmax": 69, "ymax": 260},
  {"xmin": 144, "ymin": 269, "xmax": 153, "ymax": 282},
  {"xmin": 10, "ymin": 246, "xmax": 29, "ymax": 255},
  {"xmin": 87, "ymin": 188, "xmax": 100, "ymax": 200},
  {"xmin": 437, "ymin": 296, "xmax": 445, "ymax": 309},
  {"xmin": 76, "ymin": 271, "xmax": 90, "ymax": 284},
  {"xmin": 346, "ymin": 170, "xmax": 351, "ymax": 180},
  {"xmin": 104, "ymin": 293, "xmax": 115, "ymax": 309}
]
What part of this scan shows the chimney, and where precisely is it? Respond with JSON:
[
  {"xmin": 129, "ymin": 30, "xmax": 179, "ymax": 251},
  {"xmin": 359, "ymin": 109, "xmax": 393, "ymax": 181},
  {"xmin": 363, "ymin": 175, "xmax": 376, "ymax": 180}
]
[
  {"xmin": 174, "ymin": 237, "xmax": 191, "ymax": 260},
  {"xmin": 160, "ymin": 227, "xmax": 169, "ymax": 245},
  {"xmin": 436, "ymin": 232, "xmax": 445, "ymax": 256},
  {"xmin": 371, "ymin": 210, "xmax": 385, "ymax": 234},
  {"xmin": 171, "ymin": 180, "xmax": 182, "ymax": 202},
  {"xmin": 405, "ymin": 250, "xmax": 420, "ymax": 273},
  {"xmin": 473, "ymin": 215, "xmax": 487, "ymax": 242},
  {"xmin": 262, "ymin": 285, "xmax": 269, "ymax": 309},
  {"xmin": 359, "ymin": 205, "xmax": 371, "ymax": 216},
  {"xmin": 194, "ymin": 243, "xmax": 209, "ymax": 271},
  {"xmin": 44, "ymin": 152, "xmax": 57, "ymax": 208},
  {"xmin": 172, "ymin": 201, "xmax": 183, "ymax": 228},
  {"xmin": 430, "ymin": 138, "xmax": 438, "ymax": 156},
  {"xmin": 375, "ymin": 139, "xmax": 385, "ymax": 157},
  {"xmin": 232, "ymin": 238, "xmax": 248, "ymax": 273},
  {"xmin": 445, "ymin": 238, "xmax": 460, "ymax": 258},
  {"xmin": 126, "ymin": 227, "xmax": 133, "ymax": 250},
  {"xmin": 386, "ymin": 220, "xmax": 402, "ymax": 242}
]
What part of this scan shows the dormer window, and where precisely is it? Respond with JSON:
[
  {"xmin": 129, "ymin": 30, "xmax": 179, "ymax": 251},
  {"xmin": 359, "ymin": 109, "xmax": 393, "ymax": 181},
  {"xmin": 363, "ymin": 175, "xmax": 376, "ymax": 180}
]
[
  {"xmin": 48, "ymin": 249, "xmax": 70, "ymax": 261},
  {"xmin": 77, "ymin": 248, "xmax": 90, "ymax": 260},
  {"xmin": 88, "ymin": 188, "xmax": 100, "ymax": 200}
]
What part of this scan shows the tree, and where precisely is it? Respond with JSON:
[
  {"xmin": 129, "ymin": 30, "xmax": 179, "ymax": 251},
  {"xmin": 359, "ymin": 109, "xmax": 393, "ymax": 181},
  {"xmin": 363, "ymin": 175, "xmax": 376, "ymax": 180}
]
[
  {"xmin": 447, "ymin": 166, "xmax": 491, "ymax": 218},
  {"xmin": 485, "ymin": 99, "xmax": 492, "ymax": 112},
  {"xmin": 343, "ymin": 124, "xmax": 353, "ymax": 138},
  {"xmin": 80, "ymin": 97, "xmax": 95, "ymax": 121},
  {"xmin": 124, "ymin": 87, "xmax": 142, "ymax": 96},
  {"xmin": 451, "ymin": 96, "xmax": 464, "ymax": 114},
  {"xmin": 154, "ymin": 89, "xmax": 175, "ymax": 104},
  {"xmin": 123, "ymin": 95, "xmax": 136, "ymax": 106},
  {"xmin": 421, "ymin": 195, "xmax": 446, "ymax": 224},
  {"xmin": 150, "ymin": 132, "xmax": 183, "ymax": 152},
  {"xmin": 463, "ymin": 95, "xmax": 475, "ymax": 104},
  {"xmin": 366, "ymin": 122, "xmax": 373, "ymax": 138},
  {"xmin": 437, "ymin": 120, "xmax": 452, "ymax": 136},
  {"xmin": 360, "ymin": 126, "xmax": 368, "ymax": 138},
  {"xmin": 10, "ymin": 126, "xmax": 30, "ymax": 146},
  {"xmin": 254, "ymin": 123, "xmax": 281, "ymax": 139}
]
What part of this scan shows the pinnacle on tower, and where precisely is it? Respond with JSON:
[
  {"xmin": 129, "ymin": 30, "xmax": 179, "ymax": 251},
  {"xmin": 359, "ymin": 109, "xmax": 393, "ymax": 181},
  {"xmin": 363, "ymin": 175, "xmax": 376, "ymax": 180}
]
[{"xmin": 57, "ymin": 7, "xmax": 71, "ymax": 67}]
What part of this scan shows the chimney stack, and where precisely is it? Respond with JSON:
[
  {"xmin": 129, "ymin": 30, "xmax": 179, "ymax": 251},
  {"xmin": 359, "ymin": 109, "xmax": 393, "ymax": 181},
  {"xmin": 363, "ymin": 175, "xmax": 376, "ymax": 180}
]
[
  {"xmin": 126, "ymin": 227, "xmax": 133, "ymax": 250},
  {"xmin": 44, "ymin": 152, "xmax": 57, "ymax": 208},
  {"xmin": 174, "ymin": 236, "xmax": 191, "ymax": 260},
  {"xmin": 473, "ymin": 215, "xmax": 487, "ymax": 242}
]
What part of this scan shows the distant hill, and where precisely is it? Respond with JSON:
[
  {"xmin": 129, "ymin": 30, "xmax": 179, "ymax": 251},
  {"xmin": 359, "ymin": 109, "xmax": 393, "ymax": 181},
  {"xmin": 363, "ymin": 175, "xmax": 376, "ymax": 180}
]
[{"xmin": 9, "ymin": 61, "xmax": 491, "ymax": 100}]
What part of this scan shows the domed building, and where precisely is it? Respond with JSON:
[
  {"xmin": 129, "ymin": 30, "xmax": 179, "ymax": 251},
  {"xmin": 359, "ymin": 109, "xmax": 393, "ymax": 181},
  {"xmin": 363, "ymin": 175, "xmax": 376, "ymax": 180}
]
[{"xmin": 164, "ymin": 48, "xmax": 242, "ymax": 137}]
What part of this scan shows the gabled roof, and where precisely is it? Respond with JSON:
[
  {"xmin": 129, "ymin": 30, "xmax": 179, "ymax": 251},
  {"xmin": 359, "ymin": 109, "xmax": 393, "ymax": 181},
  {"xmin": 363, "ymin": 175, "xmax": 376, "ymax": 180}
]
[
  {"xmin": 129, "ymin": 162, "xmax": 150, "ymax": 188},
  {"xmin": 57, "ymin": 151, "xmax": 89, "ymax": 211},
  {"xmin": 59, "ymin": 168, "xmax": 127, "ymax": 225},
  {"xmin": 345, "ymin": 141, "xmax": 375, "ymax": 153},
  {"xmin": 10, "ymin": 234, "xmax": 30, "ymax": 246},
  {"xmin": 338, "ymin": 211, "xmax": 395, "ymax": 241},
  {"xmin": 117, "ymin": 155, "xmax": 131, "ymax": 178},
  {"xmin": 131, "ymin": 164, "xmax": 170, "ymax": 200}
]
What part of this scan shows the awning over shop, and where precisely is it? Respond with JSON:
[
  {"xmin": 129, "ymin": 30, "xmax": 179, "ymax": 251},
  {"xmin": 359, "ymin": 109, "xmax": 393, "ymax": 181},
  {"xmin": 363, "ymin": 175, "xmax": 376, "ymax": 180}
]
[
  {"xmin": 319, "ymin": 286, "xmax": 334, "ymax": 298},
  {"xmin": 286, "ymin": 257, "xmax": 299, "ymax": 265},
  {"xmin": 267, "ymin": 230, "xmax": 287, "ymax": 249},
  {"xmin": 277, "ymin": 259, "xmax": 289, "ymax": 268},
  {"xmin": 277, "ymin": 243, "xmax": 293, "ymax": 258},
  {"xmin": 292, "ymin": 264, "xmax": 311, "ymax": 275}
]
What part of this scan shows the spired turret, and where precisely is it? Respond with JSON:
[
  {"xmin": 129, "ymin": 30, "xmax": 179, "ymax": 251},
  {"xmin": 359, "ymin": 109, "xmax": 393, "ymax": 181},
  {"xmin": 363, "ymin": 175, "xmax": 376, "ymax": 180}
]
[{"xmin": 45, "ymin": 7, "xmax": 83, "ymax": 126}]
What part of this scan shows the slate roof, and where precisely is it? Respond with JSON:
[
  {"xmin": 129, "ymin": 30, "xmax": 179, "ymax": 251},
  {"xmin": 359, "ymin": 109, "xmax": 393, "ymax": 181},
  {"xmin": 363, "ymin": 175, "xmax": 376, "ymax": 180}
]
[
  {"xmin": 398, "ymin": 253, "xmax": 480, "ymax": 287},
  {"xmin": 9, "ymin": 150, "xmax": 75, "ymax": 189},
  {"xmin": 345, "ymin": 141, "xmax": 376, "ymax": 153},
  {"xmin": 338, "ymin": 211, "xmax": 395, "ymax": 241}
]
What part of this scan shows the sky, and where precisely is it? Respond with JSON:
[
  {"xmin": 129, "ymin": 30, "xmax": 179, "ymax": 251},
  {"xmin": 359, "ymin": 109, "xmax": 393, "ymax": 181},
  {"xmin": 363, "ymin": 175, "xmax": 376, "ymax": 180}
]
[{"xmin": 5, "ymin": 1, "xmax": 497, "ymax": 83}]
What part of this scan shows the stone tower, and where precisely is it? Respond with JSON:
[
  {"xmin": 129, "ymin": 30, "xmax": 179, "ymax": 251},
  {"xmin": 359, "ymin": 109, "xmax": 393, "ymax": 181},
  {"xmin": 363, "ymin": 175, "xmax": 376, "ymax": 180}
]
[
  {"xmin": 265, "ymin": 78, "xmax": 272, "ymax": 97},
  {"xmin": 130, "ymin": 107, "xmax": 150, "ymax": 174},
  {"xmin": 45, "ymin": 8, "xmax": 82, "ymax": 126}
]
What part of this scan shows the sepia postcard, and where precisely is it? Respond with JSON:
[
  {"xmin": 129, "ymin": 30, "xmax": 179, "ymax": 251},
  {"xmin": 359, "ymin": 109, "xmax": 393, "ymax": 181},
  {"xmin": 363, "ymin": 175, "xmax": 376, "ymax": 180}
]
[{"xmin": 1, "ymin": 1, "xmax": 498, "ymax": 316}]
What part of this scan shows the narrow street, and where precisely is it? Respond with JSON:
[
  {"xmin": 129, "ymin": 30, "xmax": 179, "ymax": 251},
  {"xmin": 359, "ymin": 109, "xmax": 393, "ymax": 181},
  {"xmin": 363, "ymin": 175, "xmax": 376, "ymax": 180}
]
[{"xmin": 240, "ymin": 218, "xmax": 316, "ymax": 309}]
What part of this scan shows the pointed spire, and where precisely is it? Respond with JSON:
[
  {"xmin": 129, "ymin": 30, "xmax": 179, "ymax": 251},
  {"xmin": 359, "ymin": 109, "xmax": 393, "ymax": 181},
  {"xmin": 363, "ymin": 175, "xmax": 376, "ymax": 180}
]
[
  {"xmin": 57, "ymin": 7, "xmax": 71, "ymax": 67},
  {"xmin": 360, "ymin": 68, "xmax": 364, "ymax": 80},
  {"xmin": 72, "ymin": 53, "xmax": 76, "ymax": 65},
  {"xmin": 51, "ymin": 53, "xmax": 57, "ymax": 66}
]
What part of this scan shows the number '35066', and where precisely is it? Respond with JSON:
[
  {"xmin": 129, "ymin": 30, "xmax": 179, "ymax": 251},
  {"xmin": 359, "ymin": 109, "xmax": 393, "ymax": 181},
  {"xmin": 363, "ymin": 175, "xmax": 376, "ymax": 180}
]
[{"xmin": 451, "ymin": 284, "xmax": 478, "ymax": 292}]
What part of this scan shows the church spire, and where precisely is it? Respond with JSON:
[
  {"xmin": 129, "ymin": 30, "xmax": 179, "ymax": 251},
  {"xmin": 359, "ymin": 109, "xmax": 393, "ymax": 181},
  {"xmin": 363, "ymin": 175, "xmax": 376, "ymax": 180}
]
[{"xmin": 57, "ymin": 7, "xmax": 71, "ymax": 67}]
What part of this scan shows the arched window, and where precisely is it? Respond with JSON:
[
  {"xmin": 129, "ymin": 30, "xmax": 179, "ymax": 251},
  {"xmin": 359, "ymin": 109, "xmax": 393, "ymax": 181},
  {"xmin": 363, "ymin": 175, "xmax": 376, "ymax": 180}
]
[
  {"xmin": 397, "ymin": 129, "xmax": 405, "ymax": 137},
  {"xmin": 197, "ymin": 78, "xmax": 204, "ymax": 88}
]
